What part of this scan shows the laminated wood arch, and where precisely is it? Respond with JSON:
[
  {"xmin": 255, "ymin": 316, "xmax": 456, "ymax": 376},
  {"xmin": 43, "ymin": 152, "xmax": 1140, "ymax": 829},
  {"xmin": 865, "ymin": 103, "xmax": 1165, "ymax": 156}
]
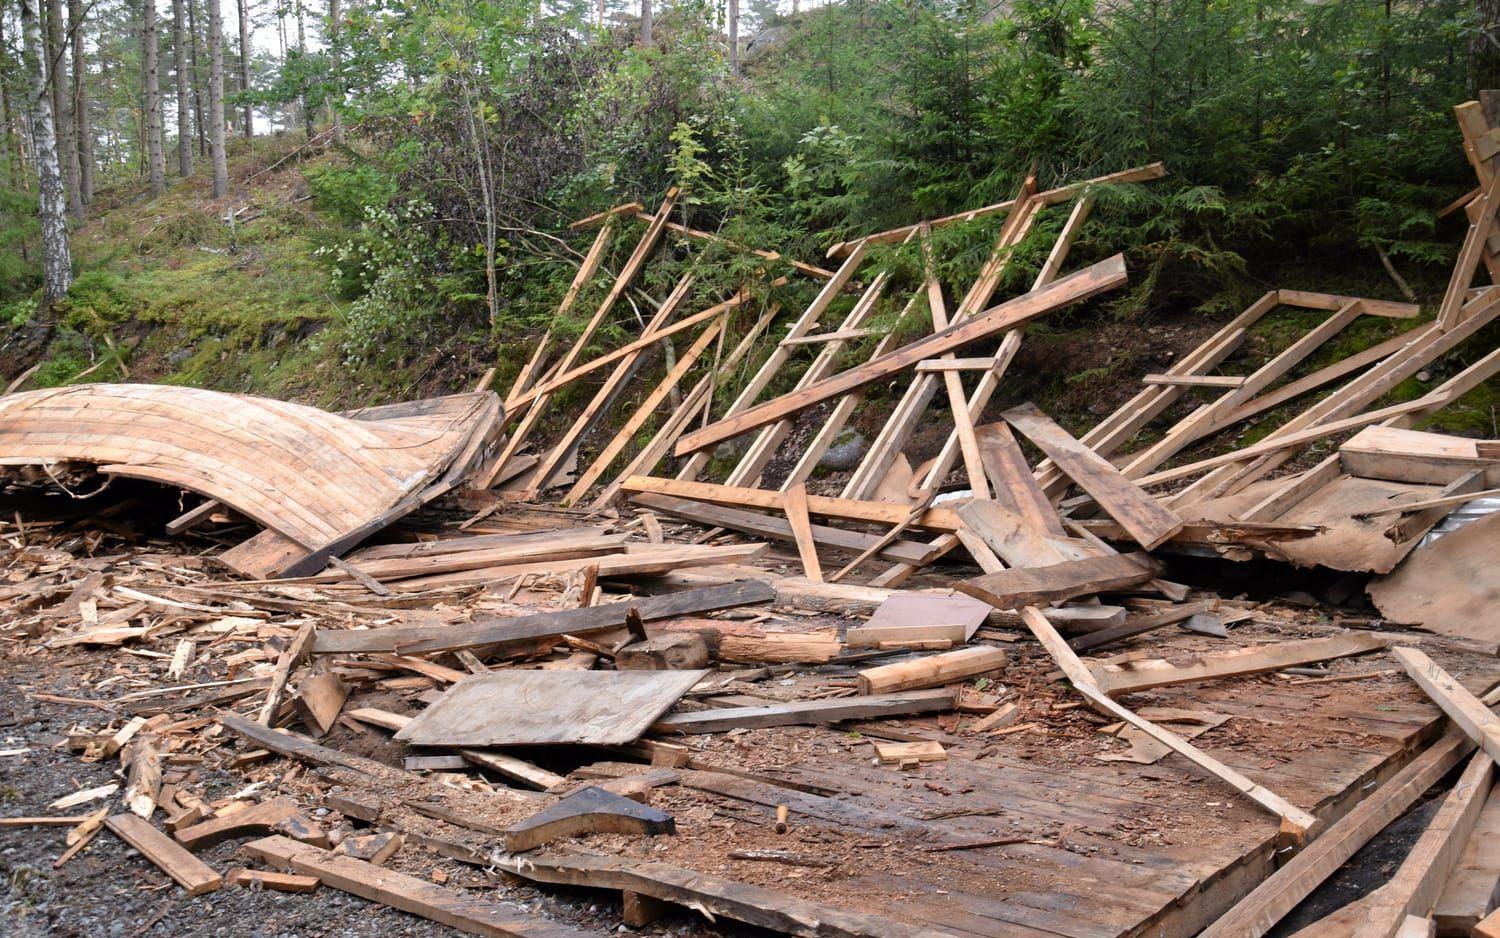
[{"xmin": 0, "ymin": 384, "xmax": 498, "ymax": 565}]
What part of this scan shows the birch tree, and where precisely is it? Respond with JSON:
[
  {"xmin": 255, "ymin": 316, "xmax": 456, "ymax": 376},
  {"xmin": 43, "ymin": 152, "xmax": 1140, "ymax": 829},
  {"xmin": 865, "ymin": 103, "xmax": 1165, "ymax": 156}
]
[
  {"xmin": 70, "ymin": 0, "xmax": 93, "ymax": 205},
  {"xmin": 237, "ymin": 0, "xmax": 251, "ymax": 136},
  {"xmin": 19, "ymin": 0, "xmax": 72, "ymax": 302}
]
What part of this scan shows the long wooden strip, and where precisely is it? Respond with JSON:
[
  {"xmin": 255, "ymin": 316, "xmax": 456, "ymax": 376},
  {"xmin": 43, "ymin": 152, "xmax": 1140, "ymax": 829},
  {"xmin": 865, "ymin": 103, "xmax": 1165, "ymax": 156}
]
[
  {"xmin": 1003, "ymin": 402, "xmax": 1183, "ymax": 549},
  {"xmin": 653, "ymin": 689, "xmax": 955, "ymax": 733},
  {"xmin": 674, "ymin": 244, "xmax": 869, "ymax": 483},
  {"xmin": 823, "ymin": 162, "xmax": 1165, "ymax": 257},
  {"xmin": 105, "ymin": 814, "xmax": 223, "ymax": 896},
  {"xmin": 673, "ymin": 255, "xmax": 1128, "ymax": 456},
  {"xmin": 1353, "ymin": 752, "xmax": 1495, "ymax": 938},
  {"xmin": 562, "ymin": 313, "xmax": 726, "ymax": 505},
  {"xmin": 1200, "ymin": 728, "xmax": 1479, "ymax": 938},
  {"xmin": 628, "ymin": 493, "xmax": 939, "ymax": 566},
  {"xmin": 978, "ymin": 422, "xmax": 1065, "ymax": 537},
  {"xmin": 1018, "ymin": 608, "xmax": 1317, "ymax": 834},
  {"xmin": 244, "ymin": 836, "xmax": 586, "ymax": 937},
  {"xmin": 780, "ymin": 483, "xmax": 822, "ymax": 582},
  {"xmin": 621, "ymin": 475, "xmax": 961, "ymax": 530},
  {"xmin": 504, "ymin": 222, "xmax": 614, "ymax": 407},
  {"xmin": 1394, "ymin": 647, "xmax": 1500, "ymax": 764},
  {"xmin": 312, "ymin": 580, "xmax": 776, "ymax": 655},
  {"xmin": 1093, "ymin": 633, "xmax": 1388, "ymax": 696},
  {"xmin": 956, "ymin": 553, "xmax": 1161, "ymax": 611}
]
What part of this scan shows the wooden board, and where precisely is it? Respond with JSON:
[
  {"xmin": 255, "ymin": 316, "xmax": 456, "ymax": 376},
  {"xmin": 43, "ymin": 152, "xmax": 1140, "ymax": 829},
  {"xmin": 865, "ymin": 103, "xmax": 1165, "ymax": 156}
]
[
  {"xmin": 1341, "ymin": 426, "xmax": 1497, "ymax": 486},
  {"xmin": 313, "ymin": 580, "xmax": 775, "ymax": 655},
  {"xmin": 394, "ymin": 670, "xmax": 710, "ymax": 746},
  {"xmin": 674, "ymin": 255, "xmax": 1129, "ymax": 456},
  {"xmin": 105, "ymin": 813, "xmax": 223, "ymax": 896},
  {"xmin": 243, "ymin": 835, "xmax": 587, "ymax": 937},
  {"xmin": 977, "ymin": 421, "xmax": 1066, "ymax": 537},
  {"xmin": 654, "ymin": 689, "xmax": 956, "ymax": 733},
  {"xmin": 1002, "ymin": 402, "xmax": 1184, "ymax": 550},
  {"xmin": 1433, "ymin": 773, "xmax": 1500, "ymax": 934},
  {"xmin": 503, "ymin": 787, "xmax": 675, "ymax": 852},
  {"xmin": 857, "ymin": 646, "xmax": 1009, "ymax": 695},
  {"xmin": 850, "ymin": 590, "xmax": 991, "ymax": 646},
  {"xmin": 956, "ymin": 552, "xmax": 1161, "ymax": 610},
  {"xmin": 1092, "ymin": 633, "xmax": 1389, "ymax": 696}
]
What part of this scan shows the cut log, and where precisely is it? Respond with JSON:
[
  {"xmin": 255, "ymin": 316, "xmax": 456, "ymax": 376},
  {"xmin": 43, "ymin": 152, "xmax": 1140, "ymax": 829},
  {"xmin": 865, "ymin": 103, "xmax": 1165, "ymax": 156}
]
[
  {"xmin": 615, "ymin": 633, "xmax": 711, "ymax": 671},
  {"xmin": 503, "ymin": 787, "xmax": 675, "ymax": 852},
  {"xmin": 857, "ymin": 646, "xmax": 1008, "ymax": 695},
  {"xmin": 105, "ymin": 813, "xmax": 223, "ymax": 896}
]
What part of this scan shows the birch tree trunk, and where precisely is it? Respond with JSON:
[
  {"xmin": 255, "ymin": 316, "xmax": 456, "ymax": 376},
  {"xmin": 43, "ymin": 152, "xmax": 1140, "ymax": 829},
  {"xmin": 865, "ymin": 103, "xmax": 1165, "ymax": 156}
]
[
  {"xmin": 20, "ymin": 0, "xmax": 72, "ymax": 303},
  {"xmin": 70, "ymin": 0, "xmax": 93, "ymax": 205},
  {"xmin": 143, "ymin": 0, "xmax": 167, "ymax": 194},
  {"xmin": 728, "ymin": 0, "xmax": 738, "ymax": 75},
  {"xmin": 46, "ymin": 0, "xmax": 81, "ymax": 215},
  {"xmin": 173, "ymin": 0, "xmax": 192, "ymax": 174},
  {"xmin": 237, "ymin": 0, "xmax": 252, "ymax": 137},
  {"xmin": 208, "ymin": 0, "xmax": 228, "ymax": 196},
  {"xmin": 296, "ymin": 0, "xmax": 312, "ymax": 138}
]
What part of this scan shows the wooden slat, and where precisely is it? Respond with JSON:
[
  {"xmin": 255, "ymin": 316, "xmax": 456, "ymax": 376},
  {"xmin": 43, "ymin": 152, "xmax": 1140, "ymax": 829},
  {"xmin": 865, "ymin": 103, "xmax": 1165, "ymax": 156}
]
[
  {"xmin": 105, "ymin": 814, "xmax": 223, "ymax": 895},
  {"xmin": 674, "ymin": 255, "xmax": 1129, "ymax": 456},
  {"xmin": 1002, "ymin": 402, "xmax": 1183, "ymax": 550},
  {"xmin": 977, "ymin": 422, "xmax": 1066, "ymax": 537},
  {"xmin": 653, "ymin": 689, "xmax": 955, "ymax": 733},
  {"xmin": 1092, "ymin": 634, "xmax": 1389, "ymax": 696},
  {"xmin": 956, "ymin": 553, "xmax": 1160, "ymax": 610},
  {"xmin": 621, "ymin": 476, "xmax": 961, "ymax": 530},
  {"xmin": 780, "ymin": 483, "xmax": 823, "ymax": 582}
]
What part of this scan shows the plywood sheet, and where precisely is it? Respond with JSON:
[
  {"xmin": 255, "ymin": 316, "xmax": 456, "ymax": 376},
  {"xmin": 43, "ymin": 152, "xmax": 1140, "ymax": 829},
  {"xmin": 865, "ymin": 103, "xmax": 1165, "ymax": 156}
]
[
  {"xmin": 854, "ymin": 590, "xmax": 991, "ymax": 644},
  {"xmin": 394, "ymin": 670, "xmax": 710, "ymax": 746}
]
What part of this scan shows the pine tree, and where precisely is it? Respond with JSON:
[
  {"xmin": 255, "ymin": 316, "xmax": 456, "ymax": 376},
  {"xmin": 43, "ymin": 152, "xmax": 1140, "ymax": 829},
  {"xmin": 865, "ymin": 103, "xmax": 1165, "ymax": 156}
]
[
  {"xmin": 174, "ymin": 0, "xmax": 193, "ymax": 175},
  {"xmin": 208, "ymin": 0, "xmax": 227, "ymax": 196},
  {"xmin": 143, "ymin": 0, "xmax": 167, "ymax": 194},
  {"xmin": 19, "ymin": 0, "xmax": 72, "ymax": 302}
]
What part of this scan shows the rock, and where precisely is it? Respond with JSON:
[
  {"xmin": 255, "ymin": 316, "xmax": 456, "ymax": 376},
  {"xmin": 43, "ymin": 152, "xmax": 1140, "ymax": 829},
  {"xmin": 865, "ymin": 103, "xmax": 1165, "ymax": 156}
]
[
  {"xmin": 819, "ymin": 428, "xmax": 867, "ymax": 471},
  {"xmin": 712, "ymin": 435, "xmax": 752, "ymax": 463}
]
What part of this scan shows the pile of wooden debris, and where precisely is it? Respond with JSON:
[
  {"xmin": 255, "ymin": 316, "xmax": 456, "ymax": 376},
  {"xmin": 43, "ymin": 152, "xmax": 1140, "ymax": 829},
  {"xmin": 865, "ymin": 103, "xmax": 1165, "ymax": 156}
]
[{"xmin": 6, "ymin": 100, "xmax": 1500, "ymax": 938}]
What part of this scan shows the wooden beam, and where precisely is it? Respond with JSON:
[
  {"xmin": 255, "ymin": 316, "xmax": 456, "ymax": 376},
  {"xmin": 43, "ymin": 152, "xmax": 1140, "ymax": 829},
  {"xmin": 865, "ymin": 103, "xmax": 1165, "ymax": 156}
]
[
  {"xmin": 653, "ymin": 689, "xmax": 956, "ymax": 733},
  {"xmin": 1352, "ymin": 752, "xmax": 1495, "ymax": 938},
  {"xmin": 105, "ymin": 814, "xmax": 223, "ymax": 896},
  {"xmin": 1093, "ymin": 633, "xmax": 1389, "ymax": 696},
  {"xmin": 674, "ymin": 255, "xmax": 1129, "ymax": 457},
  {"xmin": 1276, "ymin": 288, "xmax": 1421, "ymax": 319},
  {"xmin": 1394, "ymin": 647, "xmax": 1500, "ymax": 765},
  {"xmin": 780, "ymin": 483, "xmax": 823, "ymax": 582},
  {"xmin": 1142, "ymin": 373, "xmax": 1246, "ymax": 388},
  {"xmin": 857, "ymin": 646, "xmax": 1009, "ymax": 695},
  {"xmin": 956, "ymin": 553, "xmax": 1161, "ymax": 611},
  {"xmin": 243, "ymin": 835, "xmax": 589, "ymax": 937},
  {"xmin": 824, "ymin": 162, "xmax": 1165, "ymax": 257},
  {"xmin": 1003, "ymin": 402, "xmax": 1183, "ymax": 549},
  {"xmin": 914, "ymin": 358, "xmax": 1001, "ymax": 372},
  {"xmin": 620, "ymin": 476, "xmax": 961, "ymax": 531},
  {"xmin": 1202, "ymin": 727, "xmax": 1479, "ymax": 938}
]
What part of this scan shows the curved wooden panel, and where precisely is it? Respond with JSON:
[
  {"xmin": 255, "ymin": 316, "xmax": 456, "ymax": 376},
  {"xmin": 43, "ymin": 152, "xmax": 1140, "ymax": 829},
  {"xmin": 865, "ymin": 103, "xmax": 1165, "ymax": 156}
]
[{"xmin": 0, "ymin": 384, "xmax": 496, "ymax": 554}]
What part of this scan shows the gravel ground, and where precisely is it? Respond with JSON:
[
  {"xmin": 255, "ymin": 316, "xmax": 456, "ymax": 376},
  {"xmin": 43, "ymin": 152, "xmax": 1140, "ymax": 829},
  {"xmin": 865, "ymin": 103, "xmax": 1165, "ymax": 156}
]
[{"xmin": 0, "ymin": 686, "xmax": 740, "ymax": 938}]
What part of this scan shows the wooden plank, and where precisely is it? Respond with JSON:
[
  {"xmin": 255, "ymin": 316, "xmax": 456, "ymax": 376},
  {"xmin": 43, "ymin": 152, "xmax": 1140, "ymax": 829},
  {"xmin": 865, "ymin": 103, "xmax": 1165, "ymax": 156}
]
[
  {"xmin": 173, "ymin": 798, "xmax": 306, "ymax": 850},
  {"xmin": 977, "ymin": 422, "xmax": 1065, "ymax": 537},
  {"xmin": 1002, "ymin": 402, "xmax": 1183, "ymax": 549},
  {"xmin": 621, "ymin": 476, "xmax": 961, "ymax": 530},
  {"xmin": 914, "ymin": 358, "xmax": 1001, "ymax": 372},
  {"xmin": 829, "ymin": 491, "xmax": 938, "ymax": 582},
  {"xmin": 291, "ymin": 662, "xmax": 349, "ymax": 737},
  {"xmin": 342, "ymin": 708, "xmax": 566, "ymax": 790},
  {"xmin": 503, "ymin": 787, "xmax": 675, "ymax": 852},
  {"xmin": 653, "ymin": 688, "xmax": 955, "ymax": 733},
  {"xmin": 562, "ymin": 312, "xmax": 726, "ymax": 505},
  {"xmin": 857, "ymin": 646, "xmax": 1008, "ymax": 695},
  {"xmin": 258, "ymin": 621, "xmax": 315, "ymax": 726},
  {"xmin": 921, "ymin": 231, "xmax": 993, "ymax": 500},
  {"xmin": 780, "ymin": 483, "xmax": 823, "ymax": 582},
  {"xmin": 629, "ymin": 493, "xmax": 937, "ymax": 566},
  {"xmin": 227, "ymin": 868, "xmax": 321, "ymax": 892},
  {"xmin": 394, "ymin": 670, "xmax": 709, "ymax": 747},
  {"xmin": 1142, "ymin": 373, "xmax": 1246, "ymax": 387},
  {"xmin": 1432, "ymin": 787, "xmax": 1500, "ymax": 934},
  {"xmin": 673, "ymin": 243, "xmax": 868, "ymax": 483},
  {"xmin": 1200, "ymin": 727, "xmax": 1480, "ymax": 938},
  {"xmin": 1276, "ymin": 288, "xmax": 1421, "ymax": 319},
  {"xmin": 957, "ymin": 499, "xmax": 1084, "ymax": 569},
  {"xmin": 526, "ymin": 273, "xmax": 700, "ymax": 489},
  {"xmin": 1068, "ymin": 602, "xmax": 1217, "ymax": 654},
  {"xmin": 956, "ymin": 553, "xmax": 1161, "ymax": 611},
  {"xmin": 314, "ymin": 580, "xmax": 775, "ymax": 655},
  {"xmin": 1017, "ymin": 607, "xmax": 1317, "ymax": 834},
  {"xmin": 243, "ymin": 835, "xmax": 586, "ymax": 937},
  {"xmin": 674, "ymin": 255, "xmax": 1128, "ymax": 456},
  {"xmin": 105, "ymin": 813, "xmax": 223, "ymax": 896},
  {"xmin": 1393, "ymin": 647, "xmax": 1500, "ymax": 765},
  {"xmin": 824, "ymin": 162, "xmax": 1164, "ymax": 257},
  {"xmin": 1352, "ymin": 753, "xmax": 1495, "ymax": 938},
  {"xmin": 1092, "ymin": 633, "xmax": 1389, "ymax": 696}
]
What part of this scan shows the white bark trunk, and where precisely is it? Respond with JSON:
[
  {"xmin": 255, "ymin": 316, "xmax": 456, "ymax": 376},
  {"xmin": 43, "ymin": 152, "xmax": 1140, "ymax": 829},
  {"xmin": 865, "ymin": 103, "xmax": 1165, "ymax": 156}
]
[
  {"xmin": 20, "ymin": 0, "xmax": 72, "ymax": 302},
  {"xmin": 173, "ymin": 0, "xmax": 192, "ymax": 175},
  {"xmin": 47, "ymin": 0, "xmax": 81, "ymax": 216},
  {"xmin": 328, "ymin": 0, "xmax": 344, "ymax": 144},
  {"xmin": 144, "ymin": 0, "xmax": 167, "ymax": 194},
  {"xmin": 208, "ymin": 0, "xmax": 227, "ymax": 196}
]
